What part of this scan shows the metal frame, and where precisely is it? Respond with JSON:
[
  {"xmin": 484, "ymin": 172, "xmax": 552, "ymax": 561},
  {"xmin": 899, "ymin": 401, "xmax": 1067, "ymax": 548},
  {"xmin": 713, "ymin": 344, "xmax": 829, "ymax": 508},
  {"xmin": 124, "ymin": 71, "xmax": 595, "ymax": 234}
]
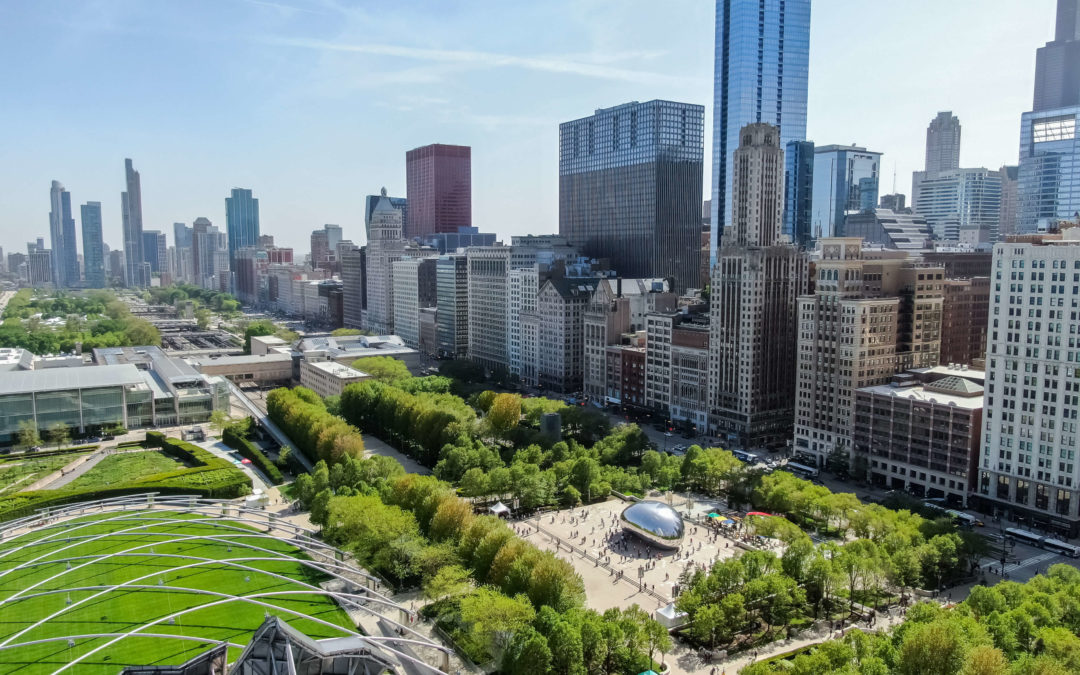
[{"xmin": 0, "ymin": 494, "xmax": 451, "ymax": 675}]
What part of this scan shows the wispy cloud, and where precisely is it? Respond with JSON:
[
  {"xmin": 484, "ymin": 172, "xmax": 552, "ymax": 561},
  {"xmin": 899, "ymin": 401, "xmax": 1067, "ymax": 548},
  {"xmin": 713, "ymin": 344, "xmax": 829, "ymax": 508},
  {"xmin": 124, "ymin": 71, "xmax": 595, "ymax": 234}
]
[
  {"xmin": 259, "ymin": 36, "xmax": 692, "ymax": 86},
  {"xmin": 234, "ymin": 0, "xmax": 330, "ymax": 16}
]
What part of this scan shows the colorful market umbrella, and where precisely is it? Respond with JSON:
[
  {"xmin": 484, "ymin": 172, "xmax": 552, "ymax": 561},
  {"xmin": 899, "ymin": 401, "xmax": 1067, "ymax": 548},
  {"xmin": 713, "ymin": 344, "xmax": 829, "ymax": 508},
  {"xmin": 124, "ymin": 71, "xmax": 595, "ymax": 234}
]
[
  {"xmin": 707, "ymin": 512, "xmax": 721, "ymax": 518},
  {"xmin": 746, "ymin": 511, "xmax": 775, "ymax": 517}
]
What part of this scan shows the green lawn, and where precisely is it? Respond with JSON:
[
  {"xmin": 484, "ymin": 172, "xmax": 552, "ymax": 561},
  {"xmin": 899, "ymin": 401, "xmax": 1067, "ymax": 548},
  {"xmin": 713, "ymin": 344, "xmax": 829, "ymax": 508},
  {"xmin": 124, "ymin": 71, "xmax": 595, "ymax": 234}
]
[
  {"xmin": 0, "ymin": 511, "xmax": 357, "ymax": 674},
  {"xmin": 64, "ymin": 451, "xmax": 186, "ymax": 491},
  {"xmin": 0, "ymin": 453, "xmax": 92, "ymax": 496}
]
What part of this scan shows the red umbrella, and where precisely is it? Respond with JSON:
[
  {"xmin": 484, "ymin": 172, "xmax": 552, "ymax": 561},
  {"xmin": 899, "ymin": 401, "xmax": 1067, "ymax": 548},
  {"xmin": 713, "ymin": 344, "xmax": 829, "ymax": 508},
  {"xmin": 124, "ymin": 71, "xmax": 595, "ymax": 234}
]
[
  {"xmin": 746, "ymin": 511, "xmax": 775, "ymax": 517},
  {"xmin": 241, "ymin": 458, "xmax": 252, "ymax": 464}
]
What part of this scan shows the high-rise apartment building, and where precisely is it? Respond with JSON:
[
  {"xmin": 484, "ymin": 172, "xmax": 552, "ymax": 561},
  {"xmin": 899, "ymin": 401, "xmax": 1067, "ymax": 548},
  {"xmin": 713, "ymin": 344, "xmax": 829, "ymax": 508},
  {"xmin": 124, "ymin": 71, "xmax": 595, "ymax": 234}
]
[
  {"xmin": 391, "ymin": 257, "xmax": 438, "ymax": 349},
  {"xmin": 533, "ymin": 276, "xmax": 602, "ymax": 393},
  {"xmin": 310, "ymin": 224, "xmax": 344, "ymax": 273},
  {"xmin": 192, "ymin": 218, "xmax": 228, "ymax": 290},
  {"xmin": 121, "ymin": 159, "xmax": 148, "ymax": 287},
  {"xmin": 362, "ymin": 193, "xmax": 405, "ymax": 335},
  {"xmin": 939, "ymin": 277, "xmax": 991, "ymax": 367},
  {"xmin": 466, "ymin": 246, "xmax": 512, "ymax": 372},
  {"xmin": 27, "ymin": 249, "xmax": 53, "ymax": 286},
  {"xmin": 559, "ymin": 100, "xmax": 704, "ymax": 291},
  {"xmin": 914, "ymin": 168, "xmax": 1003, "ymax": 244},
  {"xmin": 405, "ymin": 144, "xmax": 471, "ymax": 240},
  {"xmin": 811, "ymin": 145, "xmax": 882, "ymax": 240},
  {"xmin": 172, "ymin": 222, "xmax": 194, "ymax": 283},
  {"xmin": 783, "ymin": 140, "xmax": 815, "ymax": 247},
  {"xmin": 142, "ymin": 230, "xmax": 167, "ymax": 275},
  {"xmin": 340, "ymin": 244, "xmax": 365, "ymax": 329},
  {"xmin": 794, "ymin": 239, "xmax": 944, "ymax": 466},
  {"xmin": 925, "ymin": 111, "xmax": 962, "ymax": 176},
  {"xmin": 710, "ymin": 0, "xmax": 811, "ymax": 261},
  {"xmin": 976, "ymin": 228, "xmax": 1080, "ymax": 535},
  {"xmin": 225, "ymin": 188, "xmax": 260, "ymax": 267},
  {"xmin": 81, "ymin": 202, "xmax": 105, "ymax": 289},
  {"xmin": 709, "ymin": 124, "xmax": 808, "ymax": 449},
  {"xmin": 999, "ymin": 165, "xmax": 1020, "ymax": 239},
  {"xmin": 1018, "ymin": 1, "xmax": 1080, "ymax": 233},
  {"xmin": 436, "ymin": 254, "xmax": 469, "ymax": 359},
  {"xmin": 48, "ymin": 181, "xmax": 78, "ymax": 287}
]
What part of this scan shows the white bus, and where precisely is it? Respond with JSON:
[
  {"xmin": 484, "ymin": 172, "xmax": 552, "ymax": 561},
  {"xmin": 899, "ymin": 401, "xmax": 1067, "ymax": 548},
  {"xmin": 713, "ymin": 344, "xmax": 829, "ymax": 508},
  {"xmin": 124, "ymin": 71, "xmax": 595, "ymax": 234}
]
[
  {"xmin": 945, "ymin": 509, "xmax": 983, "ymax": 528},
  {"xmin": 785, "ymin": 462, "xmax": 819, "ymax": 479},
  {"xmin": 1041, "ymin": 538, "xmax": 1080, "ymax": 558},
  {"xmin": 732, "ymin": 450, "xmax": 760, "ymax": 464},
  {"xmin": 1005, "ymin": 527, "xmax": 1045, "ymax": 547}
]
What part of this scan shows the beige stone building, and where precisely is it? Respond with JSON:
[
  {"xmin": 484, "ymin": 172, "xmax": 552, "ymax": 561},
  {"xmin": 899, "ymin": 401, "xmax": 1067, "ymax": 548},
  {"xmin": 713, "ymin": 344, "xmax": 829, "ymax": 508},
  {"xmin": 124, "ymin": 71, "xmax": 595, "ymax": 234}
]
[{"xmin": 299, "ymin": 359, "xmax": 370, "ymax": 399}]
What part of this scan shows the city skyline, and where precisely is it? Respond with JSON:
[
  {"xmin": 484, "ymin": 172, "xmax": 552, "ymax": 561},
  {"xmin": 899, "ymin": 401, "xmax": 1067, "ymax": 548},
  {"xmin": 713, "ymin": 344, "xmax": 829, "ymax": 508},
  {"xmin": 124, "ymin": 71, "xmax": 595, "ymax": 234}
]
[{"xmin": 0, "ymin": 1, "xmax": 1060, "ymax": 255}]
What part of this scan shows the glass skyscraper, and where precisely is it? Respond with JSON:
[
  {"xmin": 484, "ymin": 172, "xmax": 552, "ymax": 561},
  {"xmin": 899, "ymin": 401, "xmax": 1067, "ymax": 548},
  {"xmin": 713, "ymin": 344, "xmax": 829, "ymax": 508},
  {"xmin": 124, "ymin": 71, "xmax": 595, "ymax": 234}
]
[
  {"xmin": 710, "ymin": 0, "xmax": 811, "ymax": 262},
  {"xmin": 81, "ymin": 202, "xmax": 105, "ymax": 288},
  {"xmin": 559, "ymin": 100, "xmax": 704, "ymax": 292},
  {"xmin": 1019, "ymin": 1, "xmax": 1080, "ymax": 232},
  {"xmin": 810, "ymin": 144, "xmax": 882, "ymax": 240},
  {"xmin": 783, "ymin": 140, "xmax": 814, "ymax": 246},
  {"xmin": 121, "ymin": 158, "xmax": 148, "ymax": 288},
  {"xmin": 225, "ymin": 188, "xmax": 260, "ymax": 266},
  {"xmin": 49, "ymin": 180, "xmax": 78, "ymax": 287}
]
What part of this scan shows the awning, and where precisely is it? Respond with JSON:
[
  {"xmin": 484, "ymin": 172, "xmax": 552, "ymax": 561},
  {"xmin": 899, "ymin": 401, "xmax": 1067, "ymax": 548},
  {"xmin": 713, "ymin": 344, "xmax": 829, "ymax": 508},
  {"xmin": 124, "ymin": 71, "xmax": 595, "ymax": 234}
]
[
  {"xmin": 720, "ymin": 518, "xmax": 735, "ymax": 525},
  {"xmin": 488, "ymin": 502, "xmax": 511, "ymax": 515},
  {"xmin": 707, "ymin": 512, "xmax": 721, "ymax": 518}
]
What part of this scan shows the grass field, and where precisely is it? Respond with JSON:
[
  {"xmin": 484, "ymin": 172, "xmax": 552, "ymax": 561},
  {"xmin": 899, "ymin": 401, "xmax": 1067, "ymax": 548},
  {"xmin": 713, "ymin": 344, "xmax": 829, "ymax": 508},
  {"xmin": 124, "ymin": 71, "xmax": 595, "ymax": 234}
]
[
  {"xmin": 0, "ymin": 511, "xmax": 357, "ymax": 674},
  {"xmin": 0, "ymin": 453, "xmax": 92, "ymax": 496},
  {"xmin": 64, "ymin": 451, "xmax": 185, "ymax": 490}
]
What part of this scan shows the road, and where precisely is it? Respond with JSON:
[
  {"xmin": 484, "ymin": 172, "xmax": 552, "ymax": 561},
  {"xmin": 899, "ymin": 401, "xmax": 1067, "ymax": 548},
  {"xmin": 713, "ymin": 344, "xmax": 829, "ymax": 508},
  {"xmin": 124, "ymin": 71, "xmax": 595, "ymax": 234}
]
[
  {"xmin": 197, "ymin": 439, "xmax": 273, "ymax": 493},
  {"xmin": 0, "ymin": 290, "xmax": 15, "ymax": 316}
]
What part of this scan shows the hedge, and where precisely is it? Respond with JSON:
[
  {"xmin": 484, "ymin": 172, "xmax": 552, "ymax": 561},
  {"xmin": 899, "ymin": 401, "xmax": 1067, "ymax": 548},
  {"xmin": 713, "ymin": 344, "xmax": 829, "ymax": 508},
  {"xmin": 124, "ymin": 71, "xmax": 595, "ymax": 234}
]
[
  {"xmin": 0, "ymin": 433, "xmax": 251, "ymax": 521},
  {"xmin": 0, "ymin": 445, "xmax": 100, "ymax": 462},
  {"xmin": 222, "ymin": 423, "xmax": 284, "ymax": 485}
]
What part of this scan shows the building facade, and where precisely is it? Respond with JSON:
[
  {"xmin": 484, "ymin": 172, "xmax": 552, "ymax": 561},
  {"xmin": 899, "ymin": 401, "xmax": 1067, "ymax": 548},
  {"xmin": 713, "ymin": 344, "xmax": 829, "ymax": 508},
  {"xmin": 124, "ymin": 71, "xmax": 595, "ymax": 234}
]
[
  {"xmin": 405, "ymin": 144, "xmax": 471, "ymax": 240},
  {"xmin": 940, "ymin": 277, "xmax": 991, "ymax": 367},
  {"xmin": 466, "ymin": 246, "xmax": 512, "ymax": 372},
  {"xmin": 340, "ymin": 245, "xmax": 365, "ymax": 329},
  {"xmin": 914, "ymin": 168, "xmax": 1003, "ymax": 244},
  {"xmin": 81, "ymin": 202, "xmax": 105, "ymax": 289},
  {"xmin": 783, "ymin": 140, "xmax": 815, "ymax": 247},
  {"xmin": 299, "ymin": 359, "xmax": 370, "ymax": 399},
  {"xmin": 142, "ymin": 230, "xmax": 167, "ymax": 275},
  {"xmin": 534, "ymin": 278, "xmax": 600, "ymax": 392},
  {"xmin": 925, "ymin": 111, "xmax": 962, "ymax": 177},
  {"xmin": 710, "ymin": 0, "xmax": 811, "ymax": 261},
  {"xmin": 975, "ymin": 229, "xmax": 1080, "ymax": 535},
  {"xmin": 48, "ymin": 180, "xmax": 78, "ymax": 288},
  {"xmin": 121, "ymin": 158, "xmax": 148, "ymax": 287},
  {"xmin": 559, "ymin": 100, "xmax": 704, "ymax": 291},
  {"xmin": 226, "ymin": 188, "xmax": 260, "ymax": 267},
  {"xmin": 436, "ymin": 254, "xmax": 468, "ymax": 358},
  {"xmin": 391, "ymin": 257, "xmax": 438, "ymax": 349},
  {"xmin": 362, "ymin": 193, "xmax": 405, "ymax": 335},
  {"xmin": 811, "ymin": 145, "xmax": 882, "ymax": 240}
]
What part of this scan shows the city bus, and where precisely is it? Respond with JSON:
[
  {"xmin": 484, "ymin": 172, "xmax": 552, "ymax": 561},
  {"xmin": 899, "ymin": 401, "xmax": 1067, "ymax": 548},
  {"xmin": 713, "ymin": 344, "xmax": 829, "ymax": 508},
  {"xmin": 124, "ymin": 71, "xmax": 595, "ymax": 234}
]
[
  {"xmin": 1041, "ymin": 538, "xmax": 1080, "ymax": 558},
  {"xmin": 923, "ymin": 502, "xmax": 982, "ymax": 528},
  {"xmin": 1005, "ymin": 527, "xmax": 1046, "ymax": 547},
  {"xmin": 785, "ymin": 462, "xmax": 819, "ymax": 479},
  {"xmin": 732, "ymin": 450, "xmax": 760, "ymax": 464}
]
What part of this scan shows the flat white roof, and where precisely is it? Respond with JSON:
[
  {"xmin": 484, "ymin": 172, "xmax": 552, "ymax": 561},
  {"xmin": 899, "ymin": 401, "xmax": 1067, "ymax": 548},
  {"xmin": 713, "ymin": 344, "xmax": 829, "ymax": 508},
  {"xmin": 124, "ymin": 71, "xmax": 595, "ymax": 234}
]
[
  {"xmin": 0, "ymin": 364, "xmax": 145, "ymax": 395},
  {"xmin": 858, "ymin": 383, "xmax": 983, "ymax": 410},
  {"xmin": 304, "ymin": 360, "xmax": 368, "ymax": 379}
]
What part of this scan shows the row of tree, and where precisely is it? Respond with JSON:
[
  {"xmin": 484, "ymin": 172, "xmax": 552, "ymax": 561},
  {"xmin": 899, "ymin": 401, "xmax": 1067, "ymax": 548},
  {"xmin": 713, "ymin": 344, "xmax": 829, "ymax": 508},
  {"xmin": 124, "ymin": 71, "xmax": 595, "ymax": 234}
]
[
  {"xmin": 266, "ymin": 387, "xmax": 364, "ymax": 464},
  {"xmin": 741, "ymin": 564, "xmax": 1080, "ymax": 675},
  {"xmin": 0, "ymin": 289, "xmax": 160, "ymax": 353}
]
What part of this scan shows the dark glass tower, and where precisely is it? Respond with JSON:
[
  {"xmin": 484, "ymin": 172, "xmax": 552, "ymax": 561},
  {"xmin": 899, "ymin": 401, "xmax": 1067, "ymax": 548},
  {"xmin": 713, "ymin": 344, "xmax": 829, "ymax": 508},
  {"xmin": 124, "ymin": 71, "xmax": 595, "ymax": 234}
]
[
  {"xmin": 225, "ymin": 188, "xmax": 260, "ymax": 267},
  {"xmin": 1034, "ymin": 0, "xmax": 1080, "ymax": 112},
  {"xmin": 559, "ymin": 100, "xmax": 704, "ymax": 292},
  {"xmin": 81, "ymin": 202, "xmax": 105, "ymax": 288},
  {"xmin": 121, "ymin": 158, "xmax": 148, "ymax": 287},
  {"xmin": 783, "ymin": 140, "xmax": 814, "ymax": 247},
  {"xmin": 405, "ymin": 144, "xmax": 471, "ymax": 240},
  {"xmin": 48, "ymin": 181, "xmax": 78, "ymax": 287},
  {"xmin": 710, "ymin": 0, "xmax": 811, "ymax": 262}
]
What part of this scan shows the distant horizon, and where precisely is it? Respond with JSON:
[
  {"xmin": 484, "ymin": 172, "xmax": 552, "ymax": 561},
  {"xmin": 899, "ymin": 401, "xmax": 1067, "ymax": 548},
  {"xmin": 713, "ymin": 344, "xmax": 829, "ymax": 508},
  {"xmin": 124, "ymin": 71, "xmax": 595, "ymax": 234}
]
[{"xmin": 0, "ymin": 0, "xmax": 1058, "ymax": 258}]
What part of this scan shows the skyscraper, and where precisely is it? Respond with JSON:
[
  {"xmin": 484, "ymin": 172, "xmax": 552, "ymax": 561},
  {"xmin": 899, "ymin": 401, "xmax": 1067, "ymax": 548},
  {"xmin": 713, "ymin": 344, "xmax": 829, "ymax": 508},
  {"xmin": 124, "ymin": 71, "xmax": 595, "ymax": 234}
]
[
  {"xmin": 925, "ymin": 111, "xmax": 962, "ymax": 176},
  {"xmin": 1018, "ymin": 2, "xmax": 1080, "ymax": 233},
  {"xmin": 783, "ymin": 140, "xmax": 815, "ymax": 247},
  {"xmin": 559, "ymin": 100, "xmax": 704, "ymax": 291},
  {"xmin": 362, "ymin": 190, "xmax": 405, "ymax": 335},
  {"xmin": 81, "ymin": 202, "xmax": 105, "ymax": 289},
  {"xmin": 121, "ymin": 158, "xmax": 148, "ymax": 287},
  {"xmin": 225, "ymin": 188, "xmax": 260, "ymax": 267},
  {"xmin": 142, "ymin": 230, "xmax": 167, "ymax": 274},
  {"xmin": 810, "ymin": 145, "xmax": 882, "ymax": 239},
  {"xmin": 1033, "ymin": 0, "xmax": 1080, "ymax": 112},
  {"xmin": 173, "ymin": 222, "xmax": 193, "ymax": 283},
  {"xmin": 710, "ymin": 0, "xmax": 811, "ymax": 261},
  {"xmin": 365, "ymin": 193, "xmax": 407, "ymax": 232},
  {"xmin": 48, "ymin": 181, "xmax": 78, "ymax": 287},
  {"xmin": 709, "ymin": 124, "xmax": 807, "ymax": 448},
  {"xmin": 914, "ymin": 168, "xmax": 1002, "ymax": 244},
  {"xmin": 405, "ymin": 144, "xmax": 471, "ymax": 240}
]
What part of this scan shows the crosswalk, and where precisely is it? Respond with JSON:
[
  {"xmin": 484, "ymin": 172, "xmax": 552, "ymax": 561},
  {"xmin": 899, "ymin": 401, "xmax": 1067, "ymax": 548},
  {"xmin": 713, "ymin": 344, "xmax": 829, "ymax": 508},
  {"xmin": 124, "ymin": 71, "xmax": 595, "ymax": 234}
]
[{"xmin": 985, "ymin": 550, "xmax": 1059, "ymax": 575}]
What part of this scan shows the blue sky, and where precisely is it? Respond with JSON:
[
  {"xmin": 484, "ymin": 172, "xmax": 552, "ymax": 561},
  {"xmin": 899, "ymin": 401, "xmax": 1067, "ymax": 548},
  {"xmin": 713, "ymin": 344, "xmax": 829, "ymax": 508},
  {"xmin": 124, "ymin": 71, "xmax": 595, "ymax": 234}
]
[{"xmin": 0, "ymin": 0, "xmax": 1058, "ymax": 255}]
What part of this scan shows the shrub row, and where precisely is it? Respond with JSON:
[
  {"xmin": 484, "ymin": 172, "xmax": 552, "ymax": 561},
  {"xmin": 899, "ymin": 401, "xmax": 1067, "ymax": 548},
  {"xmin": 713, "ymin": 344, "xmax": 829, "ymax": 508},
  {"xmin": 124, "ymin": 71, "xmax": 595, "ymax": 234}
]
[
  {"xmin": 222, "ymin": 422, "xmax": 284, "ymax": 484},
  {"xmin": 266, "ymin": 388, "xmax": 364, "ymax": 464}
]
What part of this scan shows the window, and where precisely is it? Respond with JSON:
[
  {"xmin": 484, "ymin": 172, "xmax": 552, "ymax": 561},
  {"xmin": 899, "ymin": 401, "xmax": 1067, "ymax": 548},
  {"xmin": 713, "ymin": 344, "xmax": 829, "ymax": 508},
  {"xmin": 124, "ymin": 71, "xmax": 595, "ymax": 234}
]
[{"xmin": 1033, "ymin": 115, "xmax": 1077, "ymax": 143}]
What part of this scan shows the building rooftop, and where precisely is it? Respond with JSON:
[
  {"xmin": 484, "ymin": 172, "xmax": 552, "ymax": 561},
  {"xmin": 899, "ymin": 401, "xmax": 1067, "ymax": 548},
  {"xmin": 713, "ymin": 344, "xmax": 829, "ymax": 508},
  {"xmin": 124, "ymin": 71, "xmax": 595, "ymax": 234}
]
[
  {"xmin": 0, "ymin": 364, "xmax": 145, "ymax": 396},
  {"xmin": 189, "ymin": 353, "xmax": 294, "ymax": 367},
  {"xmin": 859, "ymin": 380, "xmax": 984, "ymax": 409},
  {"xmin": 305, "ymin": 360, "xmax": 368, "ymax": 379}
]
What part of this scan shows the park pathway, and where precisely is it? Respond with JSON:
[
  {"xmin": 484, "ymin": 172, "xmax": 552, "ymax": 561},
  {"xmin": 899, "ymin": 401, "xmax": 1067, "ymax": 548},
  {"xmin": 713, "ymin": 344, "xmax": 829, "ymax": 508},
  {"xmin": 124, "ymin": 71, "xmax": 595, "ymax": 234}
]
[{"xmin": 25, "ymin": 449, "xmax": 111, "ymax": 492}]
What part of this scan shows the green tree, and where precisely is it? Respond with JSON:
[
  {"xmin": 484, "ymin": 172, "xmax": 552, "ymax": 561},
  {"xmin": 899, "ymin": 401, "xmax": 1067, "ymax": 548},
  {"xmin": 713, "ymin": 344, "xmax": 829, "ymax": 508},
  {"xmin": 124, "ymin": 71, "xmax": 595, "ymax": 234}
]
[
  {"xmin": 501, "ymin": 627, "xmax": 552, "ymax": 675},
  {"xmin": 351, "ymin": 356, "xmax": 411, "ymax": 383},
  {"xmin": 459, "ymin": 588, "xmax": 536, "ymax": 660},
  {"xmin": 194, "ymin": 308, "xmax": 211, "ymax": 330},
  {"xmin": 243, "ymin": 319, "xmax": 275, "ymax": 354},
  {"xmin": 547, "ymin": 620, "xmax": 585, "ymax": 675},
  {"xmin": 487, "ymin": 393, "xmax": 522, "ymax": 436},
  {"xmin": 208, "ymin": 410, "xmax": 232, "ymax": 437},
  {"xmin": 422, "ymin": 564, "xmax": 473, "ymax": 602},
  {"xmin": 17, "ymin": 420, "xmax": 41, "ymax": 449},
  {"xmin": 961, "ymin": 645, "xmax": 1009, "ymax": 675},
  {"xmin": 46, "ymin": 422, "xmax": 71, "ymax": 449}
]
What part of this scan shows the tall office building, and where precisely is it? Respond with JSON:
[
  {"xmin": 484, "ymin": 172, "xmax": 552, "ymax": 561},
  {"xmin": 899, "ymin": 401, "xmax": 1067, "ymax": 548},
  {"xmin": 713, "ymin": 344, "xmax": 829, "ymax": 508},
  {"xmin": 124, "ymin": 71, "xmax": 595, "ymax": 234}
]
[
  {"xmin": 436, "ymin": 254, "xmax": 469, "ymax": 358},
  {"xmin": 405, "ymin": 144, "xmax": 471, "ymax": 240},
  {"xmin": 392, "ymin": 257, "xmax": 438, "ymax": 349},
  {"xmin": 340, "ymin": 244, "xmax": 365, "ymax": 329},
  {"xmin": 783, "ymin": 140, "xmax": 815, "ymax": 247},
  {"xmin": 48, "ymin": 181, "xmax": 78, "ymax": 287},
  {"xmin": 710, "ymin": 0, "xmax": 811, "ymax": 260},
  {"xmin": 976, "ymin": 229, "xmax": 1080, "ymax": 535},
  {"xmin": 810, "ymin": 145, "xmax": 882, "ymax": 240},
  {"xmin": 142, "ymin": 230, "xmax": 167, "ymax": 274},
  {"xmin": 310, "ymin": 224, "xmax": 343, "ymax": 273},
  {"xmin": 365, "ymin": 193, "xmax": 407, "ymax": 233},
  {"xmin": 1033, "ymin": 0, "xmax": 1080, "ymax": 112},
  {"xmin": 1018, "ymin": 1, "xmax": 1080, "ymax": 233},
  {"xmin": 466, "ymin": 246, "xmax": 512, "ymax": 372},
  {"xmin": 225, "ymin": 188, "xmax": 260, "ymax": 266},
  {"xmin": 925, "ymin": 111, "xmax": 962, "ymax": 176},
  {"xmin": 27, "ymin": 249, "xmax": 53, "ymax": 286},
  {"xmin": 709, "ymin": 124, "xmax": 808, "ymax": 449},
  {"xmin": 362, "ymin": 191, "xmax": 405, "ymax": 335},
  {"xmin": 794, "ymin": 239, "xmax": 944, "ymax": 467},
  {"xmin": 559, "ymin": 100, "xmax": 704, "ymax": 291},
  {"xmin": 192, "ymin": 218, "xmax": 228, "ymax": 290},
  {"xmin": 173, "ymin": 222, "xmax": 194, "ymax": 283},
  {"xmin": 81, "ymin": 202, "xmax": 105, "ymax": 288},
  {"xmin": 999, "ymin": 165, "xmax": 1020, "ymax": 239},
  {"xmin": 121, "ymin": 158, "xmax": 148, "ymax": 287},
  {"xmin": 915, "ymin": 168, "xmax": 1003, "ymax": 244}
]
